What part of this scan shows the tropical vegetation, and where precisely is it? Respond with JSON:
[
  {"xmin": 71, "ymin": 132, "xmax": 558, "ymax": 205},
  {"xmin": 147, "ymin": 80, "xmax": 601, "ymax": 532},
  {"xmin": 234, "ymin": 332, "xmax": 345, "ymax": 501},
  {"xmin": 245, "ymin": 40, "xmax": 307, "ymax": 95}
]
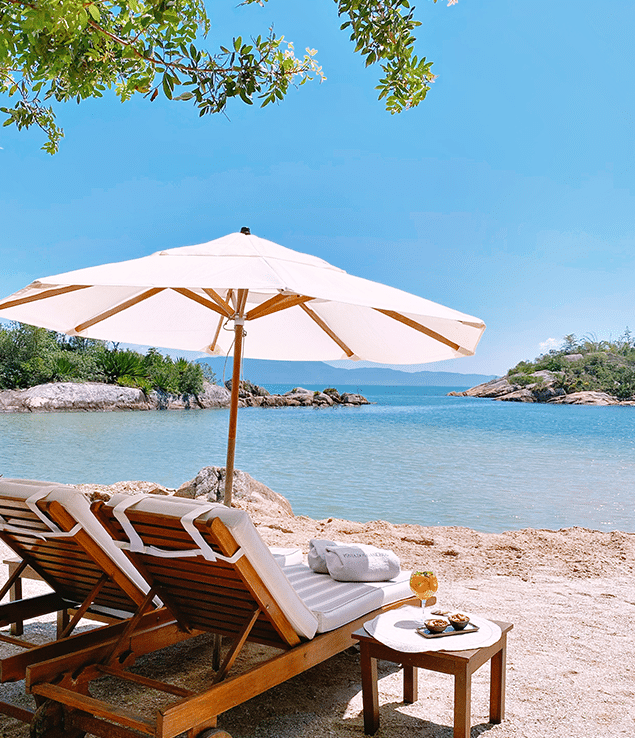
[
  {"xmin": 0, "ymin": 0, "xmax": 453, "ymax": 153},
  {"xmin": 0, "ymin": 321, "xmax": 215, "ymax": 398},
  {"xmin": 507, "ymin": 331, "xmax": 635, "ymax": 400}
]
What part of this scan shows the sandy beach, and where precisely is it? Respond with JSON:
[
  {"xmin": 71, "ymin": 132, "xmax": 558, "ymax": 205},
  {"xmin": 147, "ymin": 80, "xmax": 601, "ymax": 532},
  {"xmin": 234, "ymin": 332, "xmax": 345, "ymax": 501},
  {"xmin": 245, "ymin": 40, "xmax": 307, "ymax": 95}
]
[{"xmin": 1, "ymin": 492, "xmax": 634, "ymax": 738}]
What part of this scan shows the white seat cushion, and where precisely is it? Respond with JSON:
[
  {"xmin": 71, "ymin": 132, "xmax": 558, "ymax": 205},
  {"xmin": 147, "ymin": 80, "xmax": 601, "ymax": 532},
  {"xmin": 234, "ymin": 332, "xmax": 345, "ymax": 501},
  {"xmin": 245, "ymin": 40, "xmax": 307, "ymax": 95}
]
[{"xmin": 281, "ymin": 563, "xmax": 412, "ymax": 633}]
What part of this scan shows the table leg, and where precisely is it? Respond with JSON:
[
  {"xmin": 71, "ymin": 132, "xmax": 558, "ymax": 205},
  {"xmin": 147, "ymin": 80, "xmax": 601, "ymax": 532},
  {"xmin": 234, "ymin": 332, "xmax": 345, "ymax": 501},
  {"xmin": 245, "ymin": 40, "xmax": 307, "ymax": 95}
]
[
  {"xmin": 453, "ymin": 665, "xmax": 472, "ymax": 738},
  {"xmin": 403, "ymin": 664, "xmax": 418, "ymax": 704},
  {"xmin": 489, "ymin": 636, "xmax": 507, "ymax": 723},
  {"xmin": 360, "ymin": 645, "xmax": 380, "ymax": 735}
]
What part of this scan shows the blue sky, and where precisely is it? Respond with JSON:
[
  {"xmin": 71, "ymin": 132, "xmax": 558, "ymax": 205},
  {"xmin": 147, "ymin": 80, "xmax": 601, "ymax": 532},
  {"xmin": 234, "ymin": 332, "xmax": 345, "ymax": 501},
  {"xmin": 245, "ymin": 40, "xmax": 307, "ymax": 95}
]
[{"xmin": 1, "ymin": 0, "xmax": 633, "ymax": 375}]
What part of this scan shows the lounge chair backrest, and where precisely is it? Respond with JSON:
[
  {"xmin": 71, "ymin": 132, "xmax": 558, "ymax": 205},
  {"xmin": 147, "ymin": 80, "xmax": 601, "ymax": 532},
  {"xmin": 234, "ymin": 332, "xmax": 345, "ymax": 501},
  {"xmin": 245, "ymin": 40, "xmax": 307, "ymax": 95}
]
[
  {"xmin": 95, "ymin": 494, "xmax": 319, "ymax": 644},
  {"xmin": 0, "ymin": 479, "xmax": 148, "ymax": 612}
]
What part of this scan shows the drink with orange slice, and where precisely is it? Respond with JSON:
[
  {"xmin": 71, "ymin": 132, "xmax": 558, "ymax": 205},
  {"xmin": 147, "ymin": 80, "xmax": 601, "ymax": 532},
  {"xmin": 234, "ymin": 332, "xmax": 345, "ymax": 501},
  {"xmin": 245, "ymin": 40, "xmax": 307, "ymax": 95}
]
[{"xmin": 409, "ymin": 570, "xmax": 438, "ymax": 603}]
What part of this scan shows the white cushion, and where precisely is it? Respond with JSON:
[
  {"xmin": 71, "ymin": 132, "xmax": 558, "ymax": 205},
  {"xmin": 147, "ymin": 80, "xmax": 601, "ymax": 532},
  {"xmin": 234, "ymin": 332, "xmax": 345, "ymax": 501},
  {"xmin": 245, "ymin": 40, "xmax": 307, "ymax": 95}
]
[{"xmin": 281, "ymin": 563, "xmax": 412, "ymax": 633}]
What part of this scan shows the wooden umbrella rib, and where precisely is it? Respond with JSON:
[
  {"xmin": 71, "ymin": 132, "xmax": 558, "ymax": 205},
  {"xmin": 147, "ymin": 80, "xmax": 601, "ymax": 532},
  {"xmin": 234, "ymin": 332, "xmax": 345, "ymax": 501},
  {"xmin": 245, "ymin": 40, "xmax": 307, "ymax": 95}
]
[
  {"xmin": 375, "ymin": 308, "xmax": 463, "ymax": 351},
  {"xmin": 172, "ymin": 288, "xmax": 229, "ymax": 317},
  {"xmin": 75, "ymin": 288, "xmax": 165, "ymax": 332},
  {"xmin": 0, "ymin": 284, "xmax": 90, "ymax": 310},
  {"xmin": 246, "ymin": 294, "xmax": 314, "ymax": 321},
  {"xmin": 299, "ymin": 304, "xmax": 354, "ymax": 358},
  {"xmin": 202, "ymin": 288, "xmax": 234, "ymax": 318},
  {"xmin": 207, "ymin": 314, "xmax": 225, "ymax": 353}
]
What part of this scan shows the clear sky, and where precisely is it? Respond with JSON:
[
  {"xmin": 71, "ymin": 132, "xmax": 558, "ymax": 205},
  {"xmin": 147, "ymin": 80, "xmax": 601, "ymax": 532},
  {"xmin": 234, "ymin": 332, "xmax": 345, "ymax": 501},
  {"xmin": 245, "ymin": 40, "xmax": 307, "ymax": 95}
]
[{"xmin": 1, "ymin": 0, "xmax": 633, "ymax": 376}]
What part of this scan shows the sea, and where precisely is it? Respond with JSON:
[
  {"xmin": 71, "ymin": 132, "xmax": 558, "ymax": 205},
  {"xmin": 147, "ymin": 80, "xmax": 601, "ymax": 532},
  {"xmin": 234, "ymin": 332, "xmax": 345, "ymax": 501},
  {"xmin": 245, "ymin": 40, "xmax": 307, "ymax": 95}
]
[{"xmin": 1, "ymin": 385, "xmax": 634, "ymax": 534}]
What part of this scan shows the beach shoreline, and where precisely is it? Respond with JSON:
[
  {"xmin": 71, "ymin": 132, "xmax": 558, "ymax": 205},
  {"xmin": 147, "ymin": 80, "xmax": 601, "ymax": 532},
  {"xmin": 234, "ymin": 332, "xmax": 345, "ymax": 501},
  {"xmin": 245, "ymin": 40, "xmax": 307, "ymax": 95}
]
[{"xmin": 1, "ymin": 498, "xmax": 634, "ymax": 738}]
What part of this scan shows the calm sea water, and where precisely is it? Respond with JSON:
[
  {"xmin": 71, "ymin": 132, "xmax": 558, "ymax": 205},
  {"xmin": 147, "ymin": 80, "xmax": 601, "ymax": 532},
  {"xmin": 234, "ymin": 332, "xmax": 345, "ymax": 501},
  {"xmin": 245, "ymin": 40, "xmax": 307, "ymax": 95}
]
[{"xmin": 1, "ymin": 385, "xmax": 634, "ymax": 533}]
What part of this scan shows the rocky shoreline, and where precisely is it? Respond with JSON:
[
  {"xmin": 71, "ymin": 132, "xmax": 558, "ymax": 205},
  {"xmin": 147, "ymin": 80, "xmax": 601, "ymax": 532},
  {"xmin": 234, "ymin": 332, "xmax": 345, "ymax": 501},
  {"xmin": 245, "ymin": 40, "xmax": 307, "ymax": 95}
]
[
  {"xmin": 448, "ymin": 371, "xmax": 635, "ymax": 405},
  {"xmin": 0, "ymin": 380, "xmax": 369, "ymax": 413}
]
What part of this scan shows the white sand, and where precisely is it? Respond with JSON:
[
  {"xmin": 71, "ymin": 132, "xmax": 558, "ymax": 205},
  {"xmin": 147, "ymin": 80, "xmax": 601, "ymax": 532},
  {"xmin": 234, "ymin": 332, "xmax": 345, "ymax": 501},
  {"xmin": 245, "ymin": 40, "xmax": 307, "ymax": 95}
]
[{"xmin": 2, "ymin": 500, "xmax": 634, "ymax": 738}]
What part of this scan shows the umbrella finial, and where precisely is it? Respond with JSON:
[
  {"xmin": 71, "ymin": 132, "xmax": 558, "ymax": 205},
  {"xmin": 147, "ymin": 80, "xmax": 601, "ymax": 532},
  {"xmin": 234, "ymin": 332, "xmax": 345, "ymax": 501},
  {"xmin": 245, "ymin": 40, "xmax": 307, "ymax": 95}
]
[{"xmin": 240, "ymin": 226, "xmax": 251, "ymax": 235}]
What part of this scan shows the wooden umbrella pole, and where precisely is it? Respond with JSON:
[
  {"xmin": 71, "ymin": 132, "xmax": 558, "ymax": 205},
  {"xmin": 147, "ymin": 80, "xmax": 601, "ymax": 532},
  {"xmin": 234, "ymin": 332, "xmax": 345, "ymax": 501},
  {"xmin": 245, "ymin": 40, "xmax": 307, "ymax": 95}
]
[{"xmin": 224, "ymin": 291, "xmax": 248, "ymax": 507}]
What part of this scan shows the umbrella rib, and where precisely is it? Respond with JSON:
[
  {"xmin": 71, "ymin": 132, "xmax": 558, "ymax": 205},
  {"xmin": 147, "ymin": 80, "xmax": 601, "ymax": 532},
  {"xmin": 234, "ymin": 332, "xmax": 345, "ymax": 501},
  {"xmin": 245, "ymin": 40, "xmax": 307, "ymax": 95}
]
[
  {"xmin": 74, "ymin": 288, "xmax": 165, "ymax": 333},
  {"xmin": 299, "ymin": 303, "xmax": 354, "ymax": 358},
  {"xmin": 0, "ymin": 284, "xmax": 90, "ymax": 310},
  {"xmin": 246, "ymin": 294, "xmax": 314, "ymax": 321},
  {"xmin": 374, "ymin": 308, "xmax": 469, "ymax": 353},
  {"xmin": 172, "ymin": 288, "xmax": 231, "ymax": 318},
  {"xmin": 207, "ymin": 314, "xmax": 225, "ymax": 353},
  {"xmin": 202, "ymin": 288, "xmax": 234, "ymax": 318}
]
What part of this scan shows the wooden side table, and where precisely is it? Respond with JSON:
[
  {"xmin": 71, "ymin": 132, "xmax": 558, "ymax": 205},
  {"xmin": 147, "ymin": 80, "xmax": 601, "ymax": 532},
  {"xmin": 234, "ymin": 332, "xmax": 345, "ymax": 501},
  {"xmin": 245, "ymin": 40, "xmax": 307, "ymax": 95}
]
[{"xmin": 353, "ymin": 620, "xmax": 513, "ymax": 738}]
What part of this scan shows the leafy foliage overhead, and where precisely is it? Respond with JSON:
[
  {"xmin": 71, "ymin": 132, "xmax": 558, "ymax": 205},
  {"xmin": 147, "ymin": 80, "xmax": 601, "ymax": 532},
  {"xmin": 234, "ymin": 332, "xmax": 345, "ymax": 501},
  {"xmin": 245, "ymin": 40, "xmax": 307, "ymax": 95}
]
[
  {"xmin": 0, "ymin": 0, "xmax": 454, "ymax": 153},
  {"xmin": 507, "ymin": 330, "xmax": 635, "ymax": 400}
]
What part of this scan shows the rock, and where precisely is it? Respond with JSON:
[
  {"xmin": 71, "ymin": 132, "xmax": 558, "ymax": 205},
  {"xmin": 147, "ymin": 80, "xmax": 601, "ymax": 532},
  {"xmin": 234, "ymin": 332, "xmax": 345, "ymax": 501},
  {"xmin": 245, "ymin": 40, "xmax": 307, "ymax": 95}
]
[
  {"xmin": 176, "ymin": 466, "xmax": 293, "ymax": 515},
  {"xmin": 562, "ymin": 353, "xmax": 584, "ymax": 363},
  {"xmin": 450, "ymin": 377, "xmax": 518, "ymax": 398},
  {"xmin": 495, "ymin": 389, "xmax": 536, "ymax": 402},
  {"xmin": 534, "ymin": 385, "xmax": 566, "ymax": 403},
  {"xmin": 225, "ymin": 379, "xmax": 270, "ymax": 398},
  {"xmin": 196, "ymin": 382, "xmax": 231, "ymax": 408},
  {"xmin": 340, "ymin": 392, "xmax": 370, "ymax": 405},
  {"xmin": 323, "ymin": 387, "xmax": 342, "ymax": 403},
  {"xmin": 312, "ymin": 392, "xmax": 334, "ymax": 406},
  {"xmin": 284, "ymin": 387, "xmax": 313, "ymax": 396},
  {"xmin": 0, "ymin": 382, "xmax": 151, "ymax": 412},
  {"xmin": 548, "ymin": 391, "xmax": 619, "ymax": 406}
]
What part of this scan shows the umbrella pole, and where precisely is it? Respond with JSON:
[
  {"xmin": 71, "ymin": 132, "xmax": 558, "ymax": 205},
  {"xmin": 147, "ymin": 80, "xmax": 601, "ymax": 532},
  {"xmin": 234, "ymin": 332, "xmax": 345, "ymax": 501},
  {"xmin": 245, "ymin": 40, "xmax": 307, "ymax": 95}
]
[{"xmin": 224, "ymin": 305, "xmax": 246, "ymax": 507}]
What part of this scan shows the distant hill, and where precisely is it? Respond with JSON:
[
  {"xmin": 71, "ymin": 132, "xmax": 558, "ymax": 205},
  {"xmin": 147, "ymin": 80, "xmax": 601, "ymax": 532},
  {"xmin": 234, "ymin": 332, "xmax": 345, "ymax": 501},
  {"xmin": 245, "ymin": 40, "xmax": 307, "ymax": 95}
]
[{"xmin": 197, "ymin": 358, "xmax": 496, "ymax": 388}]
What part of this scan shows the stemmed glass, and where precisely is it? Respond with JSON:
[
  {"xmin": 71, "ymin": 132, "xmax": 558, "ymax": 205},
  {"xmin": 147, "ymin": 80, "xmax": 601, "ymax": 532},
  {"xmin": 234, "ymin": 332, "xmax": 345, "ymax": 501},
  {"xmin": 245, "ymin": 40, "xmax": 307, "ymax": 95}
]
[{"xmin": 409, "ymin": 570, "xmax": 438, "ymax": 612}]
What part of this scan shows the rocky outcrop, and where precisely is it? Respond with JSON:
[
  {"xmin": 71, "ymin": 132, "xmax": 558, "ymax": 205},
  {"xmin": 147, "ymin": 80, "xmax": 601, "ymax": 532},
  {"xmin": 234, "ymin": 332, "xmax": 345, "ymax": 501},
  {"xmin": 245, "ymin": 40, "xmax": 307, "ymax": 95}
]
[
  {"xmin": 0, "ymin": 382, "xmax": 152, "ymax": 413},
  {"xmin": 448, "ymin": 373, "xmax": 631, "ymax": 406},
  {"xmin": 75, "ymin": 466, "xmax": 293, "ymax": 517},
  {"xmin": 225, "ymin": 381, "xmax": 370, "ymax": 408},
  {"xmin": 175, "ymin": 466, "xmax": 293, "ymax": 515},
  {"xmin": 0, "ymin": 380, "xmax": 369, "ymax": 412}
]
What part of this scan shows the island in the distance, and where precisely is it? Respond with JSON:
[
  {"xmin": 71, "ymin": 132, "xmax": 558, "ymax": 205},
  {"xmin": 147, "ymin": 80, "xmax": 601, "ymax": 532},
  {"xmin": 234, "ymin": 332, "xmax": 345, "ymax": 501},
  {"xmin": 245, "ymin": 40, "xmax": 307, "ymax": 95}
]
[{"xmin": 449, "ymin": 332, "xmax": 635, "ymax": 406}]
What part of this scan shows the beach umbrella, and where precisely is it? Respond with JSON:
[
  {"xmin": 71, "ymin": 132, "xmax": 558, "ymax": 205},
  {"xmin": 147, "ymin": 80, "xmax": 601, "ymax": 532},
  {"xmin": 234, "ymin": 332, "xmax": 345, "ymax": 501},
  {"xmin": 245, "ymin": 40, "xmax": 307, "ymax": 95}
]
[{"xmin": 0, "ymin": 229, "xmax": 486, "ymax": 506}]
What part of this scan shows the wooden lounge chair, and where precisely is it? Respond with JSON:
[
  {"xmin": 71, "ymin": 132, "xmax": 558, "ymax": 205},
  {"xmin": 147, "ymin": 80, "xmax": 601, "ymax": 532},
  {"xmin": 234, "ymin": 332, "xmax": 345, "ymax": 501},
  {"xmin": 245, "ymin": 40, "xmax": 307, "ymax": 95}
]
[
  {"xmin": 23, "ymin": 493, "xmax": 423, "ymax": 738},
  {"xmin": 0, "ymin": 479, "xmax": 181, "ymax": 726}
]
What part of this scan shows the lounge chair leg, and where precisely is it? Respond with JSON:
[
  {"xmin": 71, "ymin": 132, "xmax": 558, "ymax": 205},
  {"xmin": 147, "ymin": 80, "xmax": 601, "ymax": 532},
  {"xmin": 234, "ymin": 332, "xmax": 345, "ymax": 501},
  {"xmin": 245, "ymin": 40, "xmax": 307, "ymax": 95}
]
[{"xmin": 212, "ymin": 633, "xmax": 222, "ymax": 671}]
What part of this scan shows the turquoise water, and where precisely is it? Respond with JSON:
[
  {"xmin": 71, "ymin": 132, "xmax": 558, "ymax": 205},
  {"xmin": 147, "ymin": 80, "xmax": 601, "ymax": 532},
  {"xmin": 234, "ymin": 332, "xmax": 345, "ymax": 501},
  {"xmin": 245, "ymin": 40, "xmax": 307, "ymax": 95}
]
[{"xmin": 1, "ymin": 385, "xmax": 634, "ymax": 533}]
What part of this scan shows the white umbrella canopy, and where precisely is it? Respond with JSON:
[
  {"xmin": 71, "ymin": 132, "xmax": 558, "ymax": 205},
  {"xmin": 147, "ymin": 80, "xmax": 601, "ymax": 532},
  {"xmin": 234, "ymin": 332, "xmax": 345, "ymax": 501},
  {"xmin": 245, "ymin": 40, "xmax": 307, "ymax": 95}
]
[{"xmin": 0, "ymin": 229, "xmax": 486, "ymax": 504}]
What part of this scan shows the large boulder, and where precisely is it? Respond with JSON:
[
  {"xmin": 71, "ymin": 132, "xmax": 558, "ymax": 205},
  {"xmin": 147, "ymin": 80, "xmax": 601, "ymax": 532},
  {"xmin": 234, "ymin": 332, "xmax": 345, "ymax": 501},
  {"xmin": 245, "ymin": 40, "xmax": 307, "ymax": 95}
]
[
  {"xmin": 196, "ymin": 382, "xmax": 231, "ymax": 408},
  {"xmin": 495, "ymin": 388, "xmax": 536, "ymax": 402},
  {"xmin": 0, "ymin": 382, "xmax": 150, "ymax": 412},
  {"xmin": 449, "ymin": 377, "xmax": 517, "ymax": 398},
  {"xmin": 176, "ymin": 466, "xmax": 293, "ymax": 515},
  {"xmin": 549, "ymin": 391, "xmax": 619, "ymax": 406}
]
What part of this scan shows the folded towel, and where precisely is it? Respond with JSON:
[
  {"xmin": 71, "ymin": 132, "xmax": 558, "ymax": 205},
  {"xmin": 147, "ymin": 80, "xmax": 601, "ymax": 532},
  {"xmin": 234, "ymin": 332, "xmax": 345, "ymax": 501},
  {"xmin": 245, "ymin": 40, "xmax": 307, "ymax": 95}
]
[
  {"xmin": 308, "ymin": 538, "xmax": 345, "ymax": 573},
  {"xmin": 324, "ymin": 543, "xmax": 401, "ymax": 582}
]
